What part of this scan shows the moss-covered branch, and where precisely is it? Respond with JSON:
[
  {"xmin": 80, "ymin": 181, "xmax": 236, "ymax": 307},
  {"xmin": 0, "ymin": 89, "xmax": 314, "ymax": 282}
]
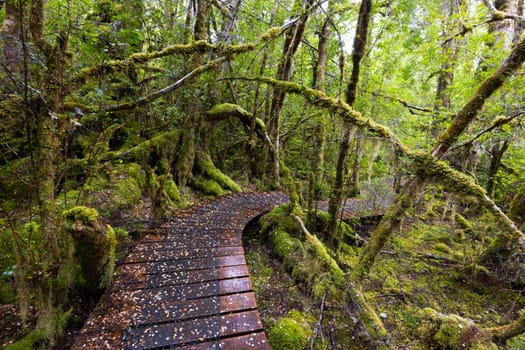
[
  {"xmin": 452, "ymin": 111, "xmax": 524, "ymax": 150},
  {"xmin": 413, "ymin": 153, "xmax": 524, "ymax": 238},
  {"xmin": 261, "ymin": 208, "xmax": 388, "ymax": 346},
  {"xmin": 432, "ymin": 34, "xmax": 525, "ymax": 158},
  {"xmin": 69, "ymin": 40, "xmax": 254, "ymax": 86},
  {"xmin": 69, "ymin": 24, "xmax": 284, "ymax": 88},
  {"xmin": 240, "ymin": 77, "xmax": 523, "ymax": 238},
  {"xmin": 236, "ymin": 76, "xmax": 409, "ymax": 154},
  {"xmin": 206, "ymin": 103, "xmax": 266, "ymax": 133},
  {"xmin": 486, "ymin": 309, "xmax": 525, "ymax": 344}
]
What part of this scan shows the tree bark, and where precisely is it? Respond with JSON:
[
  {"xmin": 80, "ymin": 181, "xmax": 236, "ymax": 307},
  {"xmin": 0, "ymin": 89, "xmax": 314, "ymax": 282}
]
[
  {"xmin": 307, "ymin": 6, "xmax": 331, "ymax": 225},
  {"xmin": 267, "ymin": 0, "xmax": 313, "ymax": 185},
  {"xmin": 250, "ymin": 0, "xmax": 279, "ymax": 180},
  {"xmin": 486, "ymin": 139, "xmax": 509, "ymax": 196},
  {"xmin": 176, "ymin": 0, "xmax": 209, "ymax": 186},
  {"xmin": 328, "ymin": 0, "xmax": 373, "ymax": 241},
  {"xmin": 1, "ymin": 0, "xmax": 21, "ymax": 71},
  {"xmin": 432, "ymin": 0, "xmax": 463, "ymax": 137}
]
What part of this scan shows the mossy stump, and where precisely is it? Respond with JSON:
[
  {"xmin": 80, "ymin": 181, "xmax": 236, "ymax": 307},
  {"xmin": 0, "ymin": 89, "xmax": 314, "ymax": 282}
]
[{"xmin": 63, "ymin": 206, "xmax": 116, "ymax": 295}]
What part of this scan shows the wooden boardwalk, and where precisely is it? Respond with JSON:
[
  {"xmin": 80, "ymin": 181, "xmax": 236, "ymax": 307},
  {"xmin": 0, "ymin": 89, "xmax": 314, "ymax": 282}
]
[{"xmin": 71, "ymin": 192, "xmax": 288, "ymax": 350}]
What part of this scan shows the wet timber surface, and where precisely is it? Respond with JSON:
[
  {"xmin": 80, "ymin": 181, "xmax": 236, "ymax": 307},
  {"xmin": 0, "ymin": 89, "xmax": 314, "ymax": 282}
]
[{"xmin": 71, "ymin": 192, "xmax": 288, "ymax": 350}]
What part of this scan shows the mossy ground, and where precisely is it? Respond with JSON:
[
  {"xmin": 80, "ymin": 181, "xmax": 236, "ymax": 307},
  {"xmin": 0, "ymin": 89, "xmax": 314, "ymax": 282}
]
[
  {"xmin": 362, "ymin": 214, "xmax": 525, "ymax": 349},
  {"xmin": 255, "ymin": 203, "xmax": 525, "ymax": 349}
]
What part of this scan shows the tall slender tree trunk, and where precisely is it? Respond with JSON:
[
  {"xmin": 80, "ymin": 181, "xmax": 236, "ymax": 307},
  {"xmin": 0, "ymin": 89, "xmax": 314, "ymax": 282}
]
[
  {"xmin": 432, "ymin": 0, "xmax": 463, "ymax": 137},
  {"xmin": 1, "ymin": 0, "xmax": 21, "ymax": 71},
  {"xmin": 307, "ymin": 8, "xmax": 331, "ymax": 223},
  {"xmin": 266, "ymin": 0, "xmax": 312, "ymax": 186},
  {"xmin": 328, "ymin": 0, "xmax": 373, "ymax": 241},
  {"xmin": 250, "ymin": 0, "xmax": 279, "ymax": 180},
  {"xmin": 176, "ymin": 0, "xmax": 209, "ymax": 186}
]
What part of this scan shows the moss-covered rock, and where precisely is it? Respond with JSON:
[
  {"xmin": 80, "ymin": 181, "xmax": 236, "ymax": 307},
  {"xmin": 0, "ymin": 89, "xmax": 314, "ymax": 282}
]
[
  {"xmin": 63, "ymin": 206, "xmax": 116, "ymax": 293},
  {"xmin": 268, "ymin": 310, "xmax": 313, "ymax": 350}
]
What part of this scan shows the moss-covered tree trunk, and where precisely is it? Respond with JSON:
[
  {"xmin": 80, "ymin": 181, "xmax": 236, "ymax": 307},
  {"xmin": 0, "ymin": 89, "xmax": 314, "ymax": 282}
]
[
  {"xmin": 22, "ymin": 0, "xmax": 72, "ymax": 338},
  {"xmin": 176, "ymin": 0, "xmax": 209, "ymax": 186},
  {"xmin": 1, "ymin": 0, "xmax": 20, "ymax": 71},
  {"xmin": 328, "ymin": 0, "xmax": 372, "ymax": 242},
  {"xmin": 509, "ymin": 186, "xmax": 525, "ymax": 227},
  {"xmin": 432, "ymin": 0, "xmax": 463, "ymax": 137},
  {"xmin": 307, "ymin": 7, "xmax": 330, "ymax": 225}
]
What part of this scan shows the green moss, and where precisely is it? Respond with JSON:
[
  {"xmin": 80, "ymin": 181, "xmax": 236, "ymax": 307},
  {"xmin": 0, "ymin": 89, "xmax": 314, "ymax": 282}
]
[
  {"xmin": 455, "ymin": 213, "xmax": 474, "ymax": 235},
  {"xmin": 165, "ymin": 178, "xmax": 181, "ymax": 203},
  {"xmin": 5, "ymin": 329, "xmax": 46, "ymax": 350},
  {"xmin": 418, "ymin": 308, "xmax": 498, "ymax": 350},
  {"xmin": 268, "ymin": 310, "xmax": 313, "ymax": 350},
  {"xmin": 260, "ymin": 27, "xmax": 282, "ymax": 42},
  {"xmin": 262, "ymin": 205, "xmax": 345, "ymax": 299},
  {"xmin": 114, "ymin": 177, "xmax": 141, "ymax": 209},
  {"xmin": 310, "ymin": 209, "xmax": 356, "ymax": 244},
  {"xmin": 191, "ymin": 177, "xmax": 224, "ymax": 196},
  {"xmin": 207, "ymin": 103, "xmax": 251, "ymax": 117},
  {"xmin": 124, "ymin": 162, "xmax": 146, "ymax": 188},
  {"xmin": 63, "ymin": 207, "xmax": 116, "ymax": 292},
  {"xmin": 195, "ymin": 152, "xmax": 241, "ymax": 193},
  {"xmin": 0, "ymin": 279, "xmax": 15, "ymax": 303},
  {"xmin": 433, "ymin": 243, "xmax": 452, "ymax": 255},
  {"xmin": 63, "ymin": 206, "xmax": 99, "ymax": 224}
]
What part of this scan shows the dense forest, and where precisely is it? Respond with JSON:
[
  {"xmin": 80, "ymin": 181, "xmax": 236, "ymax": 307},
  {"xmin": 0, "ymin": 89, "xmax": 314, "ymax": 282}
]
[{"xmin": 0, "ymin": 0, "xmax": 524, "ymax": 348}]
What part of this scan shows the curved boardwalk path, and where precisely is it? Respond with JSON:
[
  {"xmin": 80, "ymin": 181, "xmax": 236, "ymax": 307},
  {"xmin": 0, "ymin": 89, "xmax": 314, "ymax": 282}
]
[{"xmin": 72, "ymin": 192, "xmax": 288, "ymax": 350}]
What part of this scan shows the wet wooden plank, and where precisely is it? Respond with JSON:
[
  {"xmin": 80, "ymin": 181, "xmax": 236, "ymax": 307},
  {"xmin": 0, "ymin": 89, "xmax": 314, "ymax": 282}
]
[
  {"xmin": 111, "ymin": 265, "xmax": 250, "ymax": 291},
  {"xmin": 126, "ymin": 246, "xmax": 245, "ymax": 263},
  {"xmin": 219, "ymin": 332, "xmax": 270, "ymax": 349},
  {"xmin": 221, "ymin": 292, "xmax": 257, "ymax": 313},
  {"xmin": 220, "ymin": 277, "xmax": 253, "ymax": 294},
  {"xmin": 218, "ymin": 265, "xmax": 249, "ymax": 280},
  {"xmin": 218, "ymin": 255, "xmax": 245, "ymax": 267},
  {"xmin": 133, "ymin": 292, "xmax": 257, "ymax": 326},
  {"xmin": 219, "ymin": 310, "xmax": 265, "ymax": 336},
  {"xmin": 123, "ymin": 316, "xmax": 220, "ymax": 348},
  {"xmin": 70, "ymin": 331, "xmax": 123, "ymax": 350},
  {"xmin": 179, "ymin": 331, "xmax": 270, "ymax": 350},
  {"xmin": 123, "ymin": 310, "xmax": 264, "ymax": 349}
]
